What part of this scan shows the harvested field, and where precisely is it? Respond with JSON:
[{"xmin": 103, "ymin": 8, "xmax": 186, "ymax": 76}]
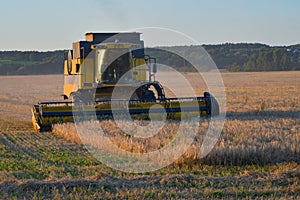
[{"xmin": 0, "ymin": 71, "xmax": 299, "ymax": 199}]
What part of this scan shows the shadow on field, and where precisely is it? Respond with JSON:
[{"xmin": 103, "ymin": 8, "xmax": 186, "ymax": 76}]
[
  {"xmin": 1, "ymin": 172, "xmax": 299, "ymax": 199},
  {"xmin": 226, "ymin": 110, "xmax": 300, "ymax": 121},
  {"xmin": 201, "ymin": 147, "xmax": 300, "ymax": 166}
]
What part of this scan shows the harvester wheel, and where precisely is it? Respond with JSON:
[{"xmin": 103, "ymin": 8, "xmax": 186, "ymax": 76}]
[
  {"xmin": 210, "ymin": 96, "xmax": 220, "ymax": 117},
  {"xmin": 204, "ymin": 92, "xmax": 220, "ymax": 117},
  {"xmin": 71, "ymin": 91, "xmax": 95, "ymax": 104}
]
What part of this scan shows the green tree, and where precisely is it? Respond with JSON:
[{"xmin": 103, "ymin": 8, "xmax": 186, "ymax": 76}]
[{"xmin": 272, "ymin": 48, "xmax": 281, "ymax": 70}]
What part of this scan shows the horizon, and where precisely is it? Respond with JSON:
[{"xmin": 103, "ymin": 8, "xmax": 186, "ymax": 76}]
[{"xmin": 1, "ymin": 42, "xmax": 300, "ymax": 52}]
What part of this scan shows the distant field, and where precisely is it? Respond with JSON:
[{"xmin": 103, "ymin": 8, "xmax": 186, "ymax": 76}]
[{"xmin": 0, "ymin": 71, "xmax": 299, "ymax": 199}]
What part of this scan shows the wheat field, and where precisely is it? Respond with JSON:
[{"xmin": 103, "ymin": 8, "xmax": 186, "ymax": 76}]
[{"xmin": 0, "ymin": 71, "xmax": 299, "ymax": 199}]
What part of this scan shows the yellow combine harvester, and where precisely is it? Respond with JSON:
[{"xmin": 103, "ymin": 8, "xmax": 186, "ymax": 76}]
[{"xmin": 32, "ymin": 32, "xmax": 219, "ymax": 132}]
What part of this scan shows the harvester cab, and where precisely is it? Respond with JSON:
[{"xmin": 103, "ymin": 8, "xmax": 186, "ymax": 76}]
[
  {"xmin": 31, "ymin": 32, "xmax": 219, "ymax": 132},
  {"xmin": 63, "ymin": 32, "xmax": 160, "ymax": 102}
]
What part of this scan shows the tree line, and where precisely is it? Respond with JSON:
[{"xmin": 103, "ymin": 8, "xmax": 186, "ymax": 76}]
[
  {"xmin": 204, "ymin": 43, "xmax": 300, "ymax": 72},
  {"xmin": 0, "ymin": 51, "xmax": 64, "ymax": 75},
  {"xmin": 149, "ymin": 43, "xmax": 300, "ymax": 72},
  {"xmin": 0, "ymin": 43, "xmax": 299, "ymax": 75}
]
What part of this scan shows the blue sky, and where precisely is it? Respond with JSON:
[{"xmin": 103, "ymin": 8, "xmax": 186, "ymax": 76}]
[{"xmin": 0, "ymin": 0, "xmax": 299, "ymax": 50}]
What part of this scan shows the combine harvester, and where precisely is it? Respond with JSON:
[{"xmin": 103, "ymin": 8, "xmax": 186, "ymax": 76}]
[{"xmin": 32, "ymin": 32, "xmax": 219, "ymax": 132}]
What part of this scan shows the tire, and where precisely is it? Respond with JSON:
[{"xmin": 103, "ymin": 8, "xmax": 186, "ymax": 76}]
[{"xmin": 204, "ymin": 92, "xmax": 220, "ymax": 117}]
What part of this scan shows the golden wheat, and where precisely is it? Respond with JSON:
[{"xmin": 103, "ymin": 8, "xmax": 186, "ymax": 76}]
[
  {"xmin": 1, "ymin": 72, "xmax": 300, "ymax": 199},
  {"xmin": 52, "ymin": 71, "xmax": 300, "ymax": 166}
]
